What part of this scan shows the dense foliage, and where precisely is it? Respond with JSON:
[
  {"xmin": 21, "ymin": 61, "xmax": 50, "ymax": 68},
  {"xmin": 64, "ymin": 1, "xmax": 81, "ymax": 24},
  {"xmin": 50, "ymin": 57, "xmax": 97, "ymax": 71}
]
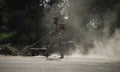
[{"xmin": 0, "ymin": 0, "xmax": 50, "ymax": 49}]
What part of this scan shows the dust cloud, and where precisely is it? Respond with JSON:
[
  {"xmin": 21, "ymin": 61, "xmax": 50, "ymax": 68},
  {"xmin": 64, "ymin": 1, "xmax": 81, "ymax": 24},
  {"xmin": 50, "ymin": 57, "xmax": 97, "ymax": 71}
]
[{"xmin": 43, "ymin": 0, "xmax": 120, "ymax": 59}]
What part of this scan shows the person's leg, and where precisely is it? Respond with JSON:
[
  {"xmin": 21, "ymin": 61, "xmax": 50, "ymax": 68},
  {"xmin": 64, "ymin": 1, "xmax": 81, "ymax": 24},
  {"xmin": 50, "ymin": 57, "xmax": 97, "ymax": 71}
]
[
  {"xmin": 58, "ymin": 38, "xmax": 64, "ymax": 59},
  {"xmin": 59, "ymin": 47, "xmax": 64, "ymax": 59}
]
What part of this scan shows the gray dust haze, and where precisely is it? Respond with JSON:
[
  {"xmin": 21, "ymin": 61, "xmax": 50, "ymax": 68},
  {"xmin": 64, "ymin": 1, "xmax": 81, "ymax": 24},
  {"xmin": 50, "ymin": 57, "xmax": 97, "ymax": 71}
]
[{"xmin": 43, "ymin": 0, "xmax": 120, "ymax": 59}]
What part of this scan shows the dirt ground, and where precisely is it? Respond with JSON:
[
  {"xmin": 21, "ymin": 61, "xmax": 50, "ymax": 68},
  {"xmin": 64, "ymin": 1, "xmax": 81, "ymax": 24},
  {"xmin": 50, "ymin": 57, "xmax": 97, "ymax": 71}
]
[{"xmin": 0, "ymin": 56, "xmax": 120, "ymax": 72}]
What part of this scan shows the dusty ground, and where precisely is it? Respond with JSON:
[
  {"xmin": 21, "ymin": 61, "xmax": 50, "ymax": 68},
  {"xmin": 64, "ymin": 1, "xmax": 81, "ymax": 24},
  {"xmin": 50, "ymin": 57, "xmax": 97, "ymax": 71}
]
[{"xmin": 0, "ymin": 56, "xmax": 120, "ymax": 72}]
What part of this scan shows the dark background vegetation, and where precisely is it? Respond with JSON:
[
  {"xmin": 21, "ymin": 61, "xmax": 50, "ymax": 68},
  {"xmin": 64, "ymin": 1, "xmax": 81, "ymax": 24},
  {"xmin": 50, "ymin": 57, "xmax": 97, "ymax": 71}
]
[{"xmin": 0, "ymin": 0, "xmax": 50, "ymax": 49}]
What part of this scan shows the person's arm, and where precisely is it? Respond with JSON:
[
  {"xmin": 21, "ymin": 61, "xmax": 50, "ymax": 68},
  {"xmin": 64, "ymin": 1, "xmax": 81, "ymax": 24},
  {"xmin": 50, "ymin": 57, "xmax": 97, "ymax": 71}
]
[{"xmin": 60, "ymin": 24, "xmax": 65, "ymax": 31}]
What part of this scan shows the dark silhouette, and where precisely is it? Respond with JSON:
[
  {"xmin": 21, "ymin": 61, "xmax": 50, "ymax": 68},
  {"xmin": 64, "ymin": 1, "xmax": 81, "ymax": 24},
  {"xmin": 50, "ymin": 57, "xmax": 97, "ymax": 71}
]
[{"xmin": 45, "ymin": 17, "xmax": 65, "ymax": 59}]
